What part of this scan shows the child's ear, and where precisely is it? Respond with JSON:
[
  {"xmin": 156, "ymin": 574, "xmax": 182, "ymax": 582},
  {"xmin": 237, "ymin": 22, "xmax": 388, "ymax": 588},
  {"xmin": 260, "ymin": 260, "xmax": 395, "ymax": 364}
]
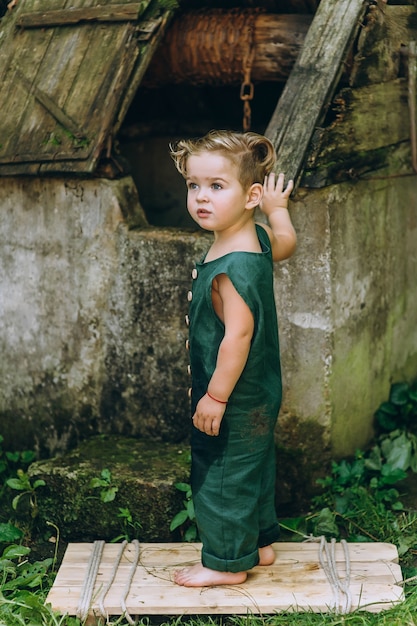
[{"xmin": 246, "ymin": 182, "xmax": 263, "ymax": 209}]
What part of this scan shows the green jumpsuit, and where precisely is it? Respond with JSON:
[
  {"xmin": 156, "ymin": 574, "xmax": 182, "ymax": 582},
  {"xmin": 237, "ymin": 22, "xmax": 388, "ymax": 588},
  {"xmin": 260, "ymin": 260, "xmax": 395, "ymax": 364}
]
[{"xmin": 187, "ymin": 224, "xmax": 282, "ymax": 573}]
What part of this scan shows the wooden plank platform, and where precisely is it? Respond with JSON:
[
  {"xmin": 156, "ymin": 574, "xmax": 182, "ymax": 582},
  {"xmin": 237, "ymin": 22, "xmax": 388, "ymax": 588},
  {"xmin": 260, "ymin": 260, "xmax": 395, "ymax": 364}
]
[{"xmin": 46, "ymin": 542, "xmax": 404, "ymax": 620}]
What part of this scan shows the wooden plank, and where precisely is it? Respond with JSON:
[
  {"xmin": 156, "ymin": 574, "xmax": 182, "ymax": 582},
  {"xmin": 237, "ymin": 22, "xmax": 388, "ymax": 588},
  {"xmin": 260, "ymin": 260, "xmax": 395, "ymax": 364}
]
[
  {"xmin": 17, "ymin": 3, "xmax": 150, "ymax": 28},
  {"xmin": 0, "ymin": 0, "xmax": 175, "ymax": 174},
  {"xmin": 0, "ymin": 0, "xmax": 165, "ymax": 174},
  {"xmin": 45, "ymin": 542, "xmax": 404, "ymax": 617},
  {"xmin": 409, "ymin": 40, "xmax": 417, "ymax": 173},
  {"xmin": 0, "ymin": 18, "xmax": 132, "ymax": 166},
  {"xmin": 0, "ymin": 0, "xmax": 69, "ymax": 164},
  {"xmin": 15, "ymin": 70, "xmax": 87, "ymax": 139},
  {"xmin": 0, "ymin": 1, "xmax": 93, "ymax": 165},
  {"xmin": 265, "ymin": 0, "xmax": 369, "ymax": 185},
  {"xmin": 350, "ymin": 6, "xmax": 417, "ymax": 88},
  {"xmin": 47, "ymin": 583, "xmax": 403, "ymax": 616},
  {"xmin": 302, "ymin": 78, "xmax": 411, "ymax": 187},
  {"xmin": 39, "ymin": 23, "xmax": 141, "ymax": 172},
  {"xmin": 51, "ymin": 561, "xmax": 402, "ymax": 587},
  {"xmin": 56, "ymin": 541, "xmax": 401, "ymax": 564},
  {"xmin": 112, "ymin": 10, "xmax": 173, "ymax": 135}
]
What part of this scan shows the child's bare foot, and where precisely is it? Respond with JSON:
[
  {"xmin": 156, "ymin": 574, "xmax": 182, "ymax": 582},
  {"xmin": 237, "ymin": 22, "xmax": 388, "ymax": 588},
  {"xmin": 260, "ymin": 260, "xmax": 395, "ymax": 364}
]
[
  {"xmin": 174, "ymin": 563, "xmax": 247, "ymax": 587},
  {"xmin": 258, "ymin": 544, "xmax": 275, "ymax": 566}
]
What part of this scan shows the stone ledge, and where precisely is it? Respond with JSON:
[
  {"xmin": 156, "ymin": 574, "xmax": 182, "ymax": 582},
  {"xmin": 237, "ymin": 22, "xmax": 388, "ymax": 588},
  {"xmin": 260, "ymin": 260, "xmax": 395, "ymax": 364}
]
[{"xmin": 28, "ymin": 435, "xmax": 190, "ymax": 542}]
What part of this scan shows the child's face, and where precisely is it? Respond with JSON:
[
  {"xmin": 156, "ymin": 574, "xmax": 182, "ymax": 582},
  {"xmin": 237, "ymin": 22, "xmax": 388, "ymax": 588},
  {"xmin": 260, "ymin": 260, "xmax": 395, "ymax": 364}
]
[{"xmin": 185, "ymin": 151, "xmax": 253, "ymax": 233}]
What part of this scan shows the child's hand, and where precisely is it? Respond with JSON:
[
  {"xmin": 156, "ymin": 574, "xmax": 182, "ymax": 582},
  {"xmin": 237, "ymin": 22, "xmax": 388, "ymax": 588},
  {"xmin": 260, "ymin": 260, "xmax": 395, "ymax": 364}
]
[
  {"xmin": 192, "ymin": 394, "xmax": 226, "ymax": 436},
  {"xmin": 260, "ymin": 172, "xmax": 294, "ymax": 218}
]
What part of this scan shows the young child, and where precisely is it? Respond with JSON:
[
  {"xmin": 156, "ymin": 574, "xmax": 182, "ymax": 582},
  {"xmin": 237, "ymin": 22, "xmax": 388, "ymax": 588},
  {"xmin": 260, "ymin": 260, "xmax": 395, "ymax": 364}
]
[{"xmin": 170, "ymin": 130, "xmax": 296, "ymax": 587}]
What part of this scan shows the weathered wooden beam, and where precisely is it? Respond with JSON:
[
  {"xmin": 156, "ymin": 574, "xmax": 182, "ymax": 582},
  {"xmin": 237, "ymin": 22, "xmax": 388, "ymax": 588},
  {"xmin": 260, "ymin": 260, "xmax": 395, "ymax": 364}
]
[
  {"xmin": 113, "ymin": 12, "xmax": 174, "ymax": 135},
  {"xmin": 409, "ymin": 41, "xmax": 417, "ymax": 173},
  {"xmin": 16, "ymin": 2, "xmax": 151, "ymax": 28},
  {"xmin": 144, "ymin": 11, "xmax": 312, "ymax": 86},
  {"xmin": 15, "ymin": 69, "xmax": 88, "ymax": 141},
  {"xmin": 350, "ymin": 5, "xmax": 417, "ymax": 87},
  {"xmin": 265, "ymin": 0, "xmax": 370, "ymax": 186},
  {"xmin": 301, "ymin": 79, "xmax": 411, "ymax": 187}
]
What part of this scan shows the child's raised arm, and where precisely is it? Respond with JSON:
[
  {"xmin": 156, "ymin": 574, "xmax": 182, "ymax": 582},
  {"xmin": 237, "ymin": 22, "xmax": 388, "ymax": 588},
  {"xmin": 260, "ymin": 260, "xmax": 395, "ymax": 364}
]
[{"xmin": 259, "ymin": 172, "xmax": 297, "ymax": 262}]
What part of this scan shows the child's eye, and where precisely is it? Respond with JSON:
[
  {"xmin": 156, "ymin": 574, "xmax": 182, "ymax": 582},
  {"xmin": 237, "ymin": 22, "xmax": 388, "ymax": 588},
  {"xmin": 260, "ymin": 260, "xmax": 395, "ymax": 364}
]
[
  {"xmin": 212, "ymin": 183, "xmax": 222, "ymax": 190},
  {"xmin": 187, "ymin": 182, "xmax": 198, "ymax": 190}
]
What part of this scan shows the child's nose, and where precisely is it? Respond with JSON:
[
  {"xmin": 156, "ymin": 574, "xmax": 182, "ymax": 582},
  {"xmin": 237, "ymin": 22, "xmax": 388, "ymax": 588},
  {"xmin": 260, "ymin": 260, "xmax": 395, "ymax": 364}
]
[{"xmin": 196, "ymin": 187, "xmax": 208, "ymax": 201}]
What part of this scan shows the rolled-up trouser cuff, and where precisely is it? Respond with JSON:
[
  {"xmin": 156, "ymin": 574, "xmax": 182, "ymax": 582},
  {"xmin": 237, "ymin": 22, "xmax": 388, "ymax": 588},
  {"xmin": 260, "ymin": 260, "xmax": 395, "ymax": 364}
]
[
  {"xmin": 202, "ymin": 546, "xmax": 259, "ymax": 573},
  {"xmin": 258, "ymin": 522, "xmax": 280, "ymax": 548}
]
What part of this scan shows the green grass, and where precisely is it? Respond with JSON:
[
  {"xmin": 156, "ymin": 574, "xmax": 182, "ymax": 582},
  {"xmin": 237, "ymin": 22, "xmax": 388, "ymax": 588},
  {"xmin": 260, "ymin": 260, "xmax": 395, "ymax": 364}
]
[{"xmin": 2, "ymin": 589, "xmax": 417, "ymax": 626}]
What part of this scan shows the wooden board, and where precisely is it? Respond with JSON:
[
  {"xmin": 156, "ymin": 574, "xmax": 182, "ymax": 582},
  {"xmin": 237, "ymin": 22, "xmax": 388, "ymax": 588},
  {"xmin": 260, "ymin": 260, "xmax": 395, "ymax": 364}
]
[
  {"xmin": 265, "ymin": 0, "xmax": 369, "ymax": 185},
  {"xmin": 301, "ymin": 78, "xmax": 411, "ymax": 187},
  {"xmin": 46, "ymin": 541, "xmax": 404, "ymax": 620},
  {"xmin": 0, "ymin": 0, "xmax": 173, "ymax": 175}
]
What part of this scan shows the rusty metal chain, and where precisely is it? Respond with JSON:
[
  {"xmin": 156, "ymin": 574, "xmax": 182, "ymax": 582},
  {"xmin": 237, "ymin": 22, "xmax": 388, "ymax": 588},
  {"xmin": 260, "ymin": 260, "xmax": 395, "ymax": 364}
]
[
  {"xmin": 151, "ymin": 8, "xmax": 261, "ymax": 133},
  {"xmin": 241, "ymin": 43, "xmax": 255, "ymax": 132},
  {"xmin": 240, "ymin": 10, "xmax": 258, "ymax": 132}
]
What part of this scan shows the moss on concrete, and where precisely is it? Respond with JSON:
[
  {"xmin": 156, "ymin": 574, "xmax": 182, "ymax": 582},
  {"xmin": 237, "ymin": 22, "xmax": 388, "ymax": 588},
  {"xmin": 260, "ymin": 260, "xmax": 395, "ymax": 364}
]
[
  {"xmin": 28, "ymin": 435, "xmax": 190, "ymax": 542},
  {"xmin": 27, "ymin": 428, "xmax": 332, "ymax": 542}
]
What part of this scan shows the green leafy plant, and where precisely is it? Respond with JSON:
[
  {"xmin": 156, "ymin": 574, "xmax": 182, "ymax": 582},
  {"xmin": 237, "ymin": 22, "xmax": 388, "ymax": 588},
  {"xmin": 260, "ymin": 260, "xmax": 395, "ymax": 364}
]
[
  {"xmin": 373, "ymin": 382, "xmax": 417, "ymax": 475},
  {"xmin": 311, "ymin": 449, "xmax": 408, "ymax": 537},
  {"xmin": 0, "ymin": 522, "xmax": 23, "ymax": 544},
  {"xmin": 0, "ymin": 543, "xmax": 53, "ymax": 597},
  {"xmin": 310, "ymin": 382, "xmax": 417, "ymax": 559},
  {"xmin": 89, "ymin": 470, "xmax": 142, "ymax": 542},
  {"xmin": 0, "ymin": 436, "xmax": 36, "ymax": 501},
  {"xmin": 0, "ymin": 542, "xmax": 59, "ymax": 626},
  {"xmin": 6, "ymin": 470, "xmax": 45, "ymax": 519},
  {"xmin": 170, "ymin": 482, "xmax": 198, "ymax": 542},
  {"xmin": 314, "ymin": 449, "xmax": 407, "ymax": 514},
  {"xmin": 89, "ymin": 468, "xmax": 118, "ymax": 503},
  {"xmin": 375, "ymin": 381, "xmax": 417, "ymax": 434},
  {"xmin": 0, "ymin": 438, "xmax": 39, "ymax": 551},
  {"xmin": 1, "ymin": 544, "xmax": 52, "ymax": 591},
  {"xmin": 112, "ymin": 507, "xmax": 142, "ymax": 543}
]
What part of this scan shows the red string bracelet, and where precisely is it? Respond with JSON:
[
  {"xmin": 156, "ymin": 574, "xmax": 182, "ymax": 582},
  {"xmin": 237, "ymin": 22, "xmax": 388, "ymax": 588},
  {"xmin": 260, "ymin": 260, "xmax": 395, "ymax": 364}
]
[{"xmin": 207, "ymin": 391, "xmax": 228, "ymax": 404}]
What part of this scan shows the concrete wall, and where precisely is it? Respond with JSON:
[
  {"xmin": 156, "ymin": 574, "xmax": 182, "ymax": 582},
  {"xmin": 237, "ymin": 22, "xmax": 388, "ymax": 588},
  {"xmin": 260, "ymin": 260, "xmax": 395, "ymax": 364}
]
[
  {"xmin": 277, "ymin": 173, "xmax": 417, "ymax": 458},
  {"xmin": 0, "ymin": 176, "xmax": 209, "ymax": 455},
  {"xmin": 0, "ymin": 167, "xmax": 416, "ymax": 467},
  {"xmin": 329, "ymin": 175, "xmax": 417, "ymax": 455}
]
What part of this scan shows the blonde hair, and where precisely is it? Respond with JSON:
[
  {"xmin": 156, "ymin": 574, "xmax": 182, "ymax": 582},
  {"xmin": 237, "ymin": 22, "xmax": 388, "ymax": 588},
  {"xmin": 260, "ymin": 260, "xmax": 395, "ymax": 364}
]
[{"xmin": 170, "ymin": 130, "xmax": 276, "ymax": 190}]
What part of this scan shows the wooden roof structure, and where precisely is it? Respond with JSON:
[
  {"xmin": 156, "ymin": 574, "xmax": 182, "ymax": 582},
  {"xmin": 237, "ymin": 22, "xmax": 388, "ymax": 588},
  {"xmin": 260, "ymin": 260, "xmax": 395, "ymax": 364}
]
[
  {"xmin": 0, "ymin": 0, "xmax": 402, "ymax": 182},
  {"xmin": 0, "ymin": 0, "xmax": 174, "ymax": 175}
]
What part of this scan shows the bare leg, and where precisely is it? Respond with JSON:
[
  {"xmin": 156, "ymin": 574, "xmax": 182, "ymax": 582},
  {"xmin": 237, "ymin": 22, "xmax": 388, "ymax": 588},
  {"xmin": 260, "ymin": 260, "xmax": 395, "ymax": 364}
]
[
  {"xmin": 174, "ymin": 563, "xmax": 247, "ymax": 587},
  {"xmin": 258, "ymin": 544, "xmax": 275, "ymax": 566}
]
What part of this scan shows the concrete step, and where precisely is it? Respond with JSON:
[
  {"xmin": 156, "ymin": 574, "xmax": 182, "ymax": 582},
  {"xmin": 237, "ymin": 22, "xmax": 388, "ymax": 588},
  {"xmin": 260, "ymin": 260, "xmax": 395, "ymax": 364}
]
[{"xmin": 28, "ymin": 435, "xmax": 190, "ymax": 542}]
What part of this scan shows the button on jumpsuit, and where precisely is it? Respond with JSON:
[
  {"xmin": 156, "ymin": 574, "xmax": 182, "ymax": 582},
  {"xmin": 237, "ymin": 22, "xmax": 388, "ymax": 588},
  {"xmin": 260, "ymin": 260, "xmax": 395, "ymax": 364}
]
[{"xmin": 188, "ymin": 224, "xmax": 282, "ymax": 573}]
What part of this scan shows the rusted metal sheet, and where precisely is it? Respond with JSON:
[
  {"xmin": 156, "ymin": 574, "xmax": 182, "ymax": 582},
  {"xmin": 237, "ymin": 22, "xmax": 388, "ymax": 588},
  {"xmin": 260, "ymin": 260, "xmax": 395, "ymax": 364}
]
[{"xmin": 0, "ymin": 0, "xmax": 172, "ymax": 175}]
